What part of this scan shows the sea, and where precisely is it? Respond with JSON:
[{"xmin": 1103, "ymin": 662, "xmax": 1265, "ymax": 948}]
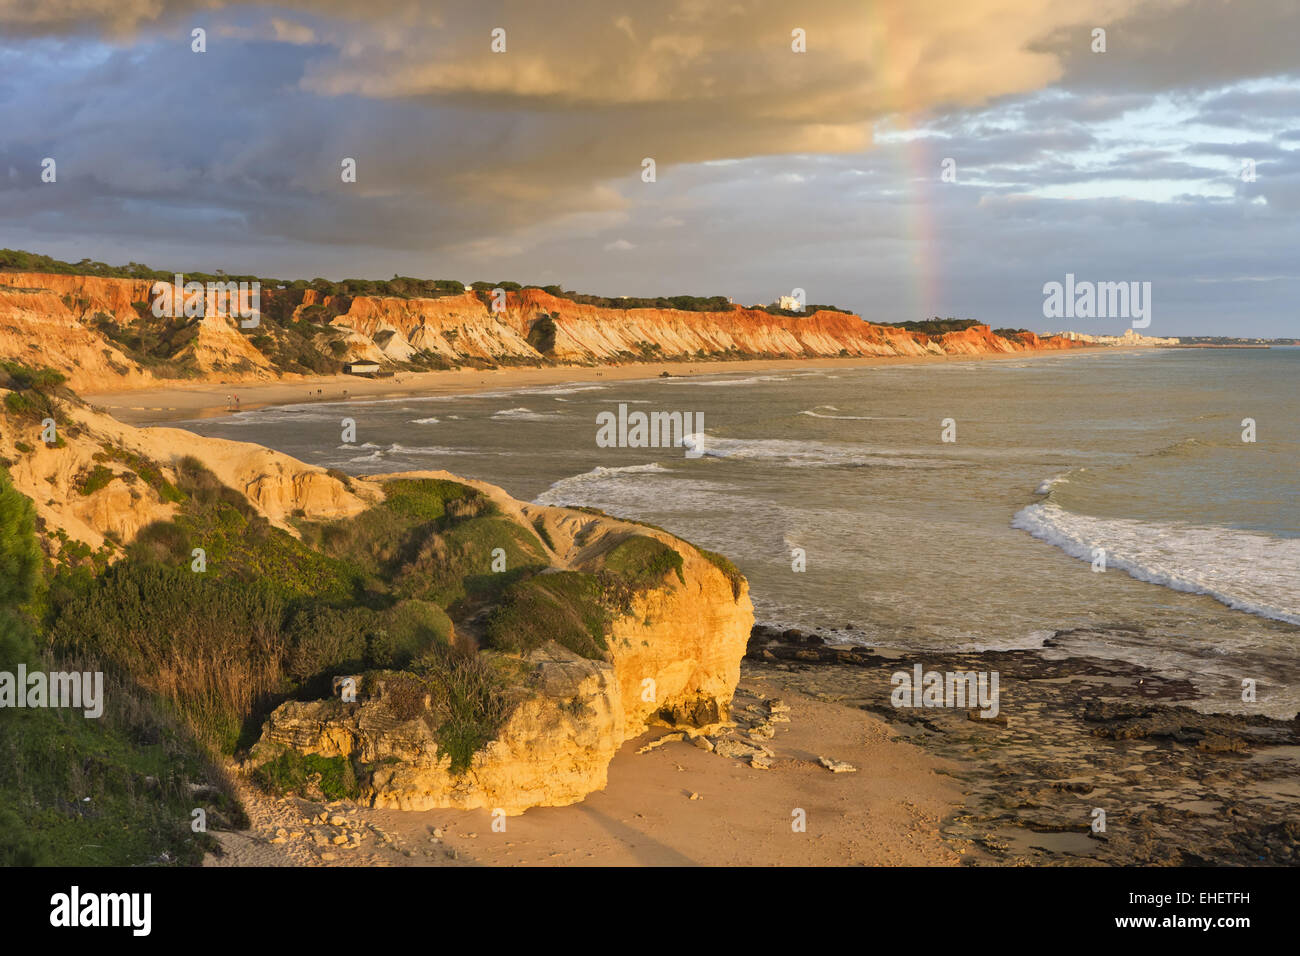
[{"xmin": 175, "ymin": 348, "xmax": 1300, "ymax": 718}]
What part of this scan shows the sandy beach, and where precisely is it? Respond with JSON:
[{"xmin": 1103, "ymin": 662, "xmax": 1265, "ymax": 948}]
[
  {"xmin": 205, "ymin": 681, "xmax": 965, "ymax": 867},
  {"xmin": 85, "ymin": 348, "xmax": 1110, "ymax": 425}
]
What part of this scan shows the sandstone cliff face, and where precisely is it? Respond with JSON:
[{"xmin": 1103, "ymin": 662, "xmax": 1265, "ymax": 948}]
[
  {"xmin": 0, "ymin": 272, "xmax": 277, "ymax": 391},
  {"xmin": 301, "ymin": 290, "xmax": 540, "ymax": 364},
  {"xmin": 173, "ymin": 314, "xmax": 277, "ymax": 377},
  {"xmin": 0, "ymin": 283, "xmax": 155, "ymax": 392},
  {"xmin": 1, "ymin": 271, "xmax": 1088, "ymax": 393},
  {"xmin": 0, "ymin": 272, "xmax": 155, "ymax": 322},
  {"xmin": 0, "ymin": 395, "xmax": 374, "ymax": 552},
  {"xmin": 933, "ymin": 324, "xmax": 1020, "ymax": 355},
  {"xmin": 314, "ymin": 286, "xmax": 962, "ymax": 363}
]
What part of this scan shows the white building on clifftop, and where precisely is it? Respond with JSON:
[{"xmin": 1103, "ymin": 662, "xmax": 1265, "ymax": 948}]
[{"xmin": 1056, "ymin": 328, "xmax": 1179, "ymax": 347}]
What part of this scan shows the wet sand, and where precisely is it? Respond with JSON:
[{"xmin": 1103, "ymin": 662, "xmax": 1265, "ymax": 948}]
[{"xmin": 87, "ymin": 348, "xmax": 1114, "ymax": 426}]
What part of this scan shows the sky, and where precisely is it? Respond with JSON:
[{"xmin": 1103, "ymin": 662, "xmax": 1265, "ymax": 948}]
[{"xmin": 1, "ymin": 0, "xmax": 1298, "ymax": 337}]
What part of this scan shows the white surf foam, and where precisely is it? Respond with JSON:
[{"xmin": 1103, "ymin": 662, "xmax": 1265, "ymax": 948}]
[
  {"xmin": 491, "ymin": 406, "xmax": 562, "ymax": 421},
  {"xmin": 386, "ymin": 442, "xmax": 473, "ymax": 456},
  {"xmin": 1034, "ymin": 473, "xmax": 1072, "ymax": 495},
  {"xmin": 800, "ymin": 406, "xmax": 909, "ymax": 421},
  {"xmin": 662, "ymin": 374, "xmax": 792, "ymax": 387},
  {"xmin": 534, "ymin": 463, "xmax": 736, "ymax": 513},
  {"xmin": 515, "ymin": 384, "xmax": 608, "ymax": 396},
  {"xmin": 1013, "ymin": 501, "xmax": 1300, "ymax": 625},
  {"xmin": 681, "ymin": 434, "xmax": 956, "ymax": 469}
]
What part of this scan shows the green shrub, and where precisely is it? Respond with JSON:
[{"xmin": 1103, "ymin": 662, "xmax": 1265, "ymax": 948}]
[
  {"xmin": 3, "ymin": 389, "xmax": 56, "ymax": 422},
  {"xmin": 396, "ymin": 516, "xmax": 548, "ymax": 608},
  {"xmin": 172, "ymin": 456, "xmax": 252, "ymax": 514},
  {"xmin": 484, "ymin": 571, "xmax": 618, "ymax": 659},
  {"xmin": 0, "ymin": 360, "xmax": 66, "ymax": 392},
  {"xmin": 0, "ymin": 805, "xmax": 49, "ymax": 865},
  {"xmin": 368, "ymin": 600, "xmax": 453, "ymax": 669},
  {"xmin": 698, "ymin": 548, "xmax": 745, "ymax": 600},
  {"xmin": 531, "ymin": 517, "xmax": 555, "ymax": 550},
  {"xmin": 77, "ymin": 464, "xmax": 116, "ymax": 496},
  {"xmin": 414, "ymin": 646, "xmax": 512, "ymax": 774},
  {"xmin": 96, "ymin": 446, "xmax": 184, "ymax": 503},
  {"xmin": 381, "ymin": 478, "xmax": 481, "ymax": 522},
  {"xmin": 49, "ymin": 563, "xmax": 289, "ymax": 753},
  {"xmin": 0, "ymin": 689, "xmax": 228, "ymax": 866},
  {"xmin": 283, "ymin": 604, "xmax": 369, "ymax": 685},
  {"xmin": 602, "ymin": 535, "xmax": 684, "ymax": 589},
  {"xmin": 253, "ymin": 751, "xmax": 360, "ymax": 801},
  {"xmin": 0, "ymin": 466, "xmax": 41, "ymax": 613}
]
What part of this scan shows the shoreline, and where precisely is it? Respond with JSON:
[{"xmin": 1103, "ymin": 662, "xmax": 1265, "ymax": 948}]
[
  {"xmin": 85, "ymin": 346, "xmax": 1125, "ymax": 426},
  {"xmin": 747, "ymin": 627, "xmax": 1300, "ymax": 865}
]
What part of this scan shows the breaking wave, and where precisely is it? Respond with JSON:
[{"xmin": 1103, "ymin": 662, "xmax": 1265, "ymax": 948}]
[
  {"xmin": 491, "ymin": 407, "xmax": 562, "ymax": 421},
  {"xmin": 1013, "ymin": 500, "xmax": 1300, "ymax": 625},
  {"xmin": 681, "ymin": 434, "xmax": 958, "ymax": 469}
]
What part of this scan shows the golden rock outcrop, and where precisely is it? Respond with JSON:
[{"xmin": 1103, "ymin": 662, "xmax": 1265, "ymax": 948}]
[{"xmin": 252, "ymin": 491, "xmax": 754, "ymax": 813}]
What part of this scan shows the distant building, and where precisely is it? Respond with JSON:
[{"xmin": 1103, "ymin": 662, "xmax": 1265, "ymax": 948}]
[
  {"xmin": 775, "ymin": 295, "xmax": 803, "ymax": 312},
  {"xmin": 1054, "ymin": 329, "xmax": 1179, "ymax": 347},
  {"xmin": 343, "ymin": 361, "xmax": 382, "ymax": 376}
]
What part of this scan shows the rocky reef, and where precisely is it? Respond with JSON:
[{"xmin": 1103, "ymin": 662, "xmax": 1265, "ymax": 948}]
[{"xmin": 746, "ymin": 625, "xmax": 1300, "ymax": 865}]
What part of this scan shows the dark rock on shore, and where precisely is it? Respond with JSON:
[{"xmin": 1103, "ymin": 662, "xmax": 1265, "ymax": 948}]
[{"xmin": 742, "ymin": 623, "xmax": 1300, "ymax": 866}]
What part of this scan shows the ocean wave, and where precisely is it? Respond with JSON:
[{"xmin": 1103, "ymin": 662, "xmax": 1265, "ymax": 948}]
[
  {"xmin": 332, "ymin": 442, "xmax": 476, "ymax": 466},
  {"xmin": 1034, "ymin": 473, "xmax": 1072, "ymax": 495},
  {"xmin": 1148, "ymin": 437, "xmax": 1215, "ymax": 458},
  {"xmin": 515, "ymin": 384, "xmax": 608, "ymax": 396},
  {"xmin": 681, "ymin": 434, "xmax": 957, "ymax": 469},
  {"xmin": 201, "ymin": 407, "xmax": 340, "ymax": 426},
  {"xmin": 1013, "ymin": 501, "xmax": 1300, "ymax": 625},
  {"xmin": 799, "ymin": 406, "xmax": 908, "ymax": 421},
  {"xmin": 386, "ymin": 442, "xmax": 472, "ymax": 456},
  {"xmin": 491, "ymin": 407, "xmax": 562, "ymax": 421},
  {"xmin": 663, "ymin": 374, "xmax": 792, "ymax": 387},
  {"xmin": 544, "ymin": 462, "xmax": 670, "ymax": 484},
  {"xmin": 534, "ymin": 463, "xmax": 731, "ymax": 510}
]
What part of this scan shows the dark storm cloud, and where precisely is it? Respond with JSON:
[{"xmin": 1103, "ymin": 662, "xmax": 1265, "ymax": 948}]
[{"xmin": 0, "ymin": 0, "xmax": 1296, "ymax": 334}]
